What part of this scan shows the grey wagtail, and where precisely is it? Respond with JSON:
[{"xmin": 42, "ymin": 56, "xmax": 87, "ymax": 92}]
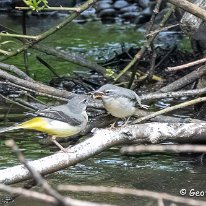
[
  {"xmin": 0, "ymin": 95, "xmax": 88, "ymax": 152},
  {"xmin": 93, "ymin": 84, "xmax": 148, "ymax": 123}
]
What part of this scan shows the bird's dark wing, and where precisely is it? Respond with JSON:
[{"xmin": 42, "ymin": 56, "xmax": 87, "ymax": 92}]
[
  {"xmin": 35, "ymin": 109, "xmax": 82, "ymax": 126},
  {"xmin": 121, "ymin": 90, "xmax": 149, "ymax": 109},
  {"xmin": 121, "ymin": 90, "xmax": 138, "ymax": 102}
]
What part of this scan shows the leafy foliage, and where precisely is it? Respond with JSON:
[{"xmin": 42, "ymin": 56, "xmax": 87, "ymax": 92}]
[
  {"xmin": 23, "ymin": 0, "xmax": 48, "ymax": 11},
  {"xmin": 106, "ymin": 68, "xmax": 115, "ymax": 79}
]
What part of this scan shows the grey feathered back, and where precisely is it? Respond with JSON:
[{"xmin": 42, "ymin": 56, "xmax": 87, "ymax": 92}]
[
  {"xmin": 35, "ymin": 95, "xmax": 87, "ymax": 124},
  {"xmin": 97, "ymin": 84, "xmax": 140, "ymax": 102}
]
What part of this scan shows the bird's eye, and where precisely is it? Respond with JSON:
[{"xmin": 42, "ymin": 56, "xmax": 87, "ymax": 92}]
[{"xmin": 105, "ymin": 90, "xmax": 110, "ymax": 94}]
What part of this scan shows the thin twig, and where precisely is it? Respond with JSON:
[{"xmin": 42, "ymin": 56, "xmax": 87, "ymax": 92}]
[
  {"xmin": 5, "ymin": 140, "xmax": 67, "ymax": 205},
  {"xmin": 0, "ymin": 49, "xmax": 11, "ymax": 55},
  {"xmin": 5, "ymin": 140, "xmax": 110, "ymax": 206},
  {"xmin": 146, "ymin": 0, "xmax": 163, "ymax": 35},
  {"xmin": 133, "ymin": 96, "xmax": 206, "ymax": 124},
  {"xmin": 17, "ymin": 90, "xmax": 48, "ymax": 106},
  {"xmin": 0, "ymin": 24, "xmax": 107, "ymax": 77},
  {"xmin": 36, "ymin": 56, "xmax": 60, "ymax": 77},
  {"xmin": 0, "ymin": 184, "xmax": 57, "ymax": 204},
  {"xmin": 58, "ymin": 185, "xmax": 206, "ymax": 206},
  {"xmin": 22, "ymin": 11, "xmax": 30, "ymax": 77},
  {"xmin": 146, "ymin": 24, "xmax": 179, "ymax": 38},
  {"xmin": 121, "ymin": 144, "xmax": 206, "ymax": 154},
  {"xmin": 0, "ymin": 0, "xmax": 97, "ymax": 62},
  {"xmin": 0, "ymin": 69, "xmax": 73, "ymax": 99},
  {"xmin": 15, "ymin": 6, "xmax": 80, "ymax": 12},
  {"xmin": 0, "ymin": 32, "xmax": 37, "ymax": 39},
  {"xmin": 0, "ymin": 63, "xmax": 32, "ymax": 81},
  {"xmin": 0, "ymin": 183, "xmax": 112, "ymax": 206},
  {"xmin": 141, "ymin": 87, "xmax": 206, "ymax": 100},
  {"xmin": 0, "ymin": 94, "xmax": 34, "ymax": 111},
  {"xmin": 115, "ymin": 4, "xmax": 175, "ymax": 81},
  {"xmin": 159, "ymin": 64, "xmax": 206, "ymax": 92},
  {"xmin": 167, "ymin": 0, "xmax": 206, "ymax": 21},
  {"xmin": 128, "ymin": 0, "xmax": 162, "ymax": 89},
  {"xmin": 0, "ymin": 81, "xmax": 68, "ymax": 101},
  {"xmin": 167, "ymin": 57, "xmax": 206, "ymax": 71}
]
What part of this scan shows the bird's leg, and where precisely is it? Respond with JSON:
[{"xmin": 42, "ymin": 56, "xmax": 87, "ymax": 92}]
[
  {"xmin": 136, "ymin": 94, "xmax": 149, "ymax": 109},
  {"xmin": 122, "ymin": 116, "xmax": 131, "ymax": 127},
  {"xmin": 137, "ymin": 99, "xmax": 149, "ymax": 109},
  {"xmin": 51, "ymin": 136, "xmax": 68, "ymax": 153},
  {"xmin": 140, "ymin": 104, "xmax": 150, "ymax": 109},
  {"xmin": 110, "ymin": 121, "xmax": 117, "ymax": 129}
]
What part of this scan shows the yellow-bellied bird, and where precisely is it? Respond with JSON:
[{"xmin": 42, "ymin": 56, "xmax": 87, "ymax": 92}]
[{"xmin": 0, "ymin": 95, "xmax": 88, "ymax": 152}]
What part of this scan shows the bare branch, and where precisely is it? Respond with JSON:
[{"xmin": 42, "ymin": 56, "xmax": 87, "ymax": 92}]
[
  {"xmin": 159, "ymin": 64, "xmax": 206, "ymax": 92},
  {"xmin": 0, "ymin": 63, "xmax": 33, "ymax": 81},
  {"xmin": 167, "ymin": 57, "xmax": 206, "ymax": 71},
  {"xmin": 167, "ymin": 0, "xmax": 206, "ymax": 21},
  {"xmin": 58, "ymin": 185, "xmax": 206, "ymax": 206},
  {"xmin": 134, "ymin": 96, "xmax": 206, "ymax": 124},
  {"xmin": 0, "ymin": 0, "xmax": 97, "ymax": 61},
  {"xmin": 115, "ymin": 3, "xmax": 175, "ymax": 81},
  {"xmin": 0, "ymin": 184, "xmax": 57, "ymax": 204},
  {"xmin": 141, "ymin": 87, "xmax": 206, "ymax": 100},
  {"xmin": 0, "ymin": 69, "xmax": 73, "ymax": 99},
  {"xmin": 1, "ymin": 123, "xmax": 206, "ymax": 184},
  {"xmin": 15, "ymin": 6, "xmax": 80, "ymax": 11},
  {"xmin": 4, "ymin": 140, "xmax": 113, "ymax": 206},
  {"xmin": 121, "ymin": 144, "xmax": 206, "ymax": 154}
]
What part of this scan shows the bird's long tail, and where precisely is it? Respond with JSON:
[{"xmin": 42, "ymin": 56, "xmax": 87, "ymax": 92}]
[
  {"xmin": 0, "ymin": 117, "xmax": 48, "ymax": 134},
  {"xmin": 0, "ymin": 125, "xmax": 21, "ymax": 133}
]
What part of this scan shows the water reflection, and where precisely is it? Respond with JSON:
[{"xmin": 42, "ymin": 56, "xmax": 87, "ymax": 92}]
[{"xmin": 1, "ymin": 126, "xmax": 206, "ymax": 206}]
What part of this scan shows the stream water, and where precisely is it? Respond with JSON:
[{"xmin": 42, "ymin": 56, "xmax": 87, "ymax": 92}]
[{"xmin": 0, "ymin": 14, "xmax": 206, "ymax": 206}]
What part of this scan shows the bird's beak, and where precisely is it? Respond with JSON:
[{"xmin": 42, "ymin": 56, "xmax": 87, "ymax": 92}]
[{"xmin": 92, "ymin": 91, "xmax": 105, "ymax": 99}]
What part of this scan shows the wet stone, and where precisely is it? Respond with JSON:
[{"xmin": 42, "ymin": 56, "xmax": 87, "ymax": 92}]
[
  {"xmin": 80, "ymin": 7, "xmax": 96, "ymax": 18},
  {"xmin": 96, "ymin": 2, "xmax": 112, "ymax": 12},
  {"xmin": 122, "ymin": 11, "xmax": 140, "ymax": 20},
  {"xmin": 96, "ymin": 0, "xmax": 113, "ymax": 5},
  {"xmin": 0, "ymin": 0, "xmax": 12, "ymax": 10},
  {"xmin": 99, "ymin": 8, "xmax": 116, "ymax": 18},
  {"xmin": 141, "ymin": 6, "xmax": 153, "ymax": 17},
  {"xmin": 138, "ymin": 0, "xmax": 151, "ymax": 9},
  {"xmin": 135, "ymin": 13, "xmax": 151, "ymax": 24},
  {"xmin": 120, "ymin": 5, "xmax": 141, "ymax": 13},
  {"xmin": 113, "ymin": 0, "xmax": 129, "ymax": 10}
]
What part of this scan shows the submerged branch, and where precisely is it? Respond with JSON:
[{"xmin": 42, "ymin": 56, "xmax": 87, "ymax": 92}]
[{"xmin": 33, "ymin": 44, "xmax": 107, "ymax": 77}]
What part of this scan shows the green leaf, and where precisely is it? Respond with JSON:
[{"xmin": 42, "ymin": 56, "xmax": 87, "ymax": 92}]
[
  {"xmin": 106, "ymin": 68, "xmax": 115, "ymax": 79},
  {"xmin": 23, "ymin": 0, "xmax": 48, "ymax": 11}
]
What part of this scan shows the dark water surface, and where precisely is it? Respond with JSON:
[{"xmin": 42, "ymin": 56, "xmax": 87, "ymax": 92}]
[{"xmin": 0, "ymin": 14, "xmax": 204, "ymax": 206}]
